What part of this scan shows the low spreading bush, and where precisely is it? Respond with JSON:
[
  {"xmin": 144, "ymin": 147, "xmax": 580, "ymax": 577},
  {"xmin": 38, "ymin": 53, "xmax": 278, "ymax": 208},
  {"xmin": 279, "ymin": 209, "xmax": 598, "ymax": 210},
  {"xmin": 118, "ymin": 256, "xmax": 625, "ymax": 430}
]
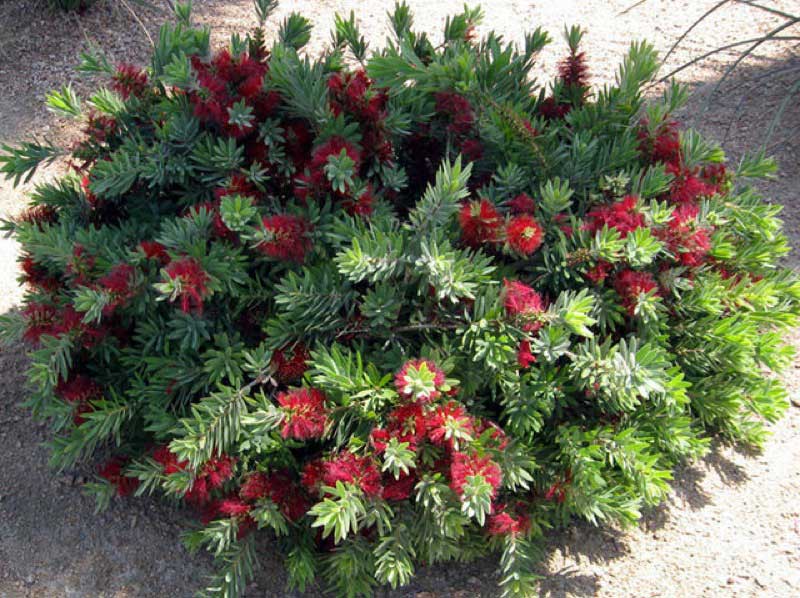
[{"xmin": 2, "ymin": 1, "xmax": 798, "ymax": 596}]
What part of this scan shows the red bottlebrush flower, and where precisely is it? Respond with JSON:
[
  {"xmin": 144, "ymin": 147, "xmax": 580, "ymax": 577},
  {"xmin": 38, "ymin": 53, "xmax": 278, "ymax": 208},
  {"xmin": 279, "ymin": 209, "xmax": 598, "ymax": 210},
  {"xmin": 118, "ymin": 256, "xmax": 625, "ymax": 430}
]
[
  {"xmin": 460, "ymin": 138, "xmax": 484, "ymax": 162},
  {"xmin": 214, "ymin": 174, "xmax": 257, "ymax": 201},
  {"xmin": 98, "ymin": 457, "xmax": 140, "ymax": 497},
  {"xmin": 449, "ymin": 451, "xmax": 502, "ymax": 499},
  {"xmin": 67, "ymin": 244, "xmax": 96, "ymax": 286},
  {"xmin": 585, "ymin": 260, "xmax": 613, "ymax": 285},
  {"xmin": 459, "ymin": 199, "xmax": 502, "ymax": 248},
  {"xmin": 638, "ymin": 119, "xmax": 682, "ymax": 166},
  {"xmin": 26, "ymin": 304, "xmax": 86, "ymax": 347},
  {"xmin": 322, "ymin": 451, "xmax": 382, "ymax": 497},
  {"xmin": 503, "ymin": 279, "xmax": 547, "ymax": 332},
  {"xmin": 257, "ymin": 214, "xmax": 312, "ymax": 262},
  {"xmin": 112, "ymin": 64, "xmax": 148, "ymax": 99},
  {"xmin": 343, "ymin": 185, "xmax": 375, "ymax": 217},
  {"xmin": 701, "ymin": 163, "xmax": 727, "ymax": 195},
  {"xmin": 487, "ymin": 505, "xmax": 530, "ymax": 537},
  {"xmin": 218, "ymin": 497, "xmax": 251, "ymax": 517},
  {"xmin": 583, "ymin": 195, "xmax": 644, "ymax": 238},
  {"xmin": 370, "ymin": 428, "xmax": 391, "ymax": 453},
  {"xmin": 139, "ymin": 241, "xmax": 171, "ymax": 264},
  {"xmin": 98, "ymin": 263, "xmax": 136, "ymax": 310},
  {"xmin": 55, "ymin": 374, "xmax": 103, "ymax": 425},
  {"xmin": 373, "ymin": 401, "xmax": 428, "ymax": 453},
  {"xmin": 508, "ymin": 193, "xmax": 536, "ymax": 215},
  {"xmin": 240, "ymin": 472, "xmax": 271, "ymax": 502},
  {"xmin": 16, "ymin": 204, "xmax": 58, "ymax": 229},
  {"xmin": 382, "ymin": 472, "xmax": 416, "ymax": 502},
  {"xmin": 425, "ymin": 401, "xmax": 475, "ymax": 448},
  {"xmin": 505, "ymin": 214, "xmax": 544, "ymax": 256},
  {"xmin": 202, "ymin": 454, "xmax": 237, "ymax": 489},
  {"xmin": 164, "ymin": 257, "xmax": 210, "ymax": 314},
  {"xmin": 435, "ymin": 92, "xmax": 475, "ymax": 136},
  {"xmin": 80, "ymin": 175, "xmax": 99, "ymax": 208},
  {"xmin": 328, "ymin": 70, "xmax": 388, "ymax": 125},
  {"xmin": 657, "ymin": 203, "xmax": 712, "ymax": 267},
  {"xmin": 152, "ymin": 452, "xmax": 235, "ymax": 506},
  {"xmin": 309, "ymin": 136, "xmax": 362, "ymax": 174},
  {"xmin": 20, "ymin": 256, "xmax": 60, "ymax": 293},
  {"xmin": 270, "ymin": 343, "xmax": 311, "ymax": 383},
  {"xmin": 276, "ymin": 388, "xmax": 329, "ymax": 440},
  {"xmin": 387, "ymin": 401, "xmax": 427, "ymax": 448},
  {"xmin": 614, "ymin": 269, "xmax": 659, "ymax": 316},
  {"xmin": 300, "ymin": 459, "xmax": 326, "ymax": 495},
  {"xmin": 545, "ymin": 470, "xmax": 572, "ymax": 503},
  {"xmin": 559, "ymin": 51, "xmax": 589, "ymax": 91},
  {"xmin": 240, "ymin": 471, "xmax": 309, "ymax": 521},
  {"xmin": 394, "ymin": 358, "xmax": 447, "ymax": 403},
  {"xmin": 517, "ymin": 339, "xmax": 536, "ymax": 368},
  {"xmin": 152, "ymin": 445, "xmax": 188, "ymax": 475},
  {"xmin": 56, "ymin": 374, "xmax": 102, "ymax": 404},
  {"xmin": 538, "ymin": 95, "xmax": 571, "ymax": 120},
  {"xmin": 667, "ymin": 164, "xmax": 715, "ymax": 204}
]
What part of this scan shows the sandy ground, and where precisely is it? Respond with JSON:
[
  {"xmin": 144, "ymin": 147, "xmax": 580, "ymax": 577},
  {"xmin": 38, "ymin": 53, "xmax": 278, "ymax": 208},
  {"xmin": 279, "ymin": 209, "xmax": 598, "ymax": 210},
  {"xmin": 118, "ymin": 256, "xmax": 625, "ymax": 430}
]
[{"xmin": 0, "ymin": 1, "xmax": 798, "ymax": 597}]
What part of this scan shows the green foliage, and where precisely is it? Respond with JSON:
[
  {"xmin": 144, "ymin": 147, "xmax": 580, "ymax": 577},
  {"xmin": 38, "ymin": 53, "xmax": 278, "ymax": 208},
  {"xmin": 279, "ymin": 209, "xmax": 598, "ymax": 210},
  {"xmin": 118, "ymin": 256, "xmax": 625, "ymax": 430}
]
[{"xmin": 1, "ymin": 3, "xmax": 797, "ymax": 598}]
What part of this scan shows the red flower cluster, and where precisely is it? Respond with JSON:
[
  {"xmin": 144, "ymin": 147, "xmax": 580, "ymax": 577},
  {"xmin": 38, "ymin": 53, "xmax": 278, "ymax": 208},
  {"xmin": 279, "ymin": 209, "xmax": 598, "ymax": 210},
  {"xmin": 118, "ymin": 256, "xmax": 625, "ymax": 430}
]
[
  {"xmin": 425, "ymin": 401, "xmax": 476, "ymax": 448},
  {"xmin": 111, "ymin": 64, "xmax": 148, "ymax": 99},
  {"xmin": 585, "ymin": 259, "xmax": 613, "ymax": 285},
  {"xmin": 188, "ymin": 49, "xmax": 279, "ymax": 138},
  {"xmin": 98, "ymin": 456, "xmax": 140, "ymax": 497},
  {"xmin": 257, "ymin": 214, "xmax": 312, "ymax": 262},
  {"xmin": 164, "ymin": 257, "xmax": 210, "ymax": 313},
  {"xmin": 666, "ymin": 163, "xmax": 715, "ymax": 205},
  {"xmin": 517, "ymin": 339, "xmax": 535, "ymax": 368},
  {"xmin": 328, "ymin": 70, "xmax": 392, "ymax": 165},
  {"xmin": 394, "ymin": 358, "xmax": 447, "ymax": 402},
  {"xmin": 506, "ymin": 214, "xmax": 544, "ymax": 255},
  {"xmin": 139, "ymin": 240, "xmax": 170, "ymax": 264},
  {"xmin": 583, "ymin": 195, "xmax": 644, "ymax": 238},
  {"xmin": 303, "ymin": 451, "xmax": 383, "ymax": 498},
  {"xmin": 449, "ymin": 451, "xmax": 502, "ymax": 500},
  {"xmin": 558, "ymin": 50, "xmax": 589, "ymax": 91},
  {"xmin": 657, "ymin": 203, "xmax": 712, "ymax": 267},
  {"xmin": 277, "ymin": 388, "xmax": 329, "ymax": 440},
  {"xmin": 296, "ymin": 136, "xmax": 363, "ymax": 203},
  {"xmin": 236, "ymin": 470, "xmax": 310, "ymax": 522},
  {"xmin": 67, "ymin": 244, "xmax": 96, "ymax": 286},
  {"xmin": 487, "ymin": 503, "xmax": 530, "ymax": 537},
  {"xmin": 371, "ymin": 401, "xmax": 427, "ymax": 453},
  {"xmin": 22, "ymin": 303, "xmax": 103, "ymax": 348},
  {"xmin": 15, "ymin": 204, "xmax": 57, "ymax": 229},
  {"xmin": 98, "ymin": 263, "xmax": 137, "ymax": 315},
  {"xmin": 503, "ymin": 279, "xmax": 547, "ymax": 332},
  {"xmin": 270, "ymin": 343, "xmax": 311, "ymax": 383},
  {"xmin": 638, "ymin": 119, "xmax": 681, "ymax": 166},
  {"xmin": 152, "ymin": 447, "xmax": 236, "ymax": 505},
  {"xmin": 614, "ymin": 269, "xmax": 659, "ymax": 316},
  {"xmin": 55, "ymin": 374, "xmax": 102, "ymax": 425},
  {"xmin": 508, "ymin": 193, "xmax": 536, "ymax": 215},
  {"xmin": 20, "ymin": 255, "xmax": 60, "ymax": 293},
  {"xmin": 435, "ymin": 92, "xmax": 475, "ymax": 136},
  {"xmin": 459, "ymin": 199, "xmax": 502, "ymax": 248}
]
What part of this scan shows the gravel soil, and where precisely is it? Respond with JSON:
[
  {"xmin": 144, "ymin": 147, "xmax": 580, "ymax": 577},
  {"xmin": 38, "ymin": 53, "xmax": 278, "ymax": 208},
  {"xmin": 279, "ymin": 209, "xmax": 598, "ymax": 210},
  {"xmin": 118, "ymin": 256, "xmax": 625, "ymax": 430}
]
[{"xmin": 0, "ymin": 1, "xmax": 798, "ymax": 597}]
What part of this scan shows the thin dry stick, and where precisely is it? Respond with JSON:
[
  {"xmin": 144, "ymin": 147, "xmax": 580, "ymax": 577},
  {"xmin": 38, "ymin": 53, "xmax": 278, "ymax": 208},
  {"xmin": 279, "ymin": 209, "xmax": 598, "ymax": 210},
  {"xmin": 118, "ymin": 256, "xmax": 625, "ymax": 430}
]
[{"xmin": 120, "ymin": 0, "xmax": 155, "ymax": 48}]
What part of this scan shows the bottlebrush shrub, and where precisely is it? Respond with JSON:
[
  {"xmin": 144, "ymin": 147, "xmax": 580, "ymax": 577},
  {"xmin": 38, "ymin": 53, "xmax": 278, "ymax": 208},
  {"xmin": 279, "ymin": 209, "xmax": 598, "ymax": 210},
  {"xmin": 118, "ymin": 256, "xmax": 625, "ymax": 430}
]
[{"xmin": 1, "ymin": 2, "xmax": 798, "ymax": 597}]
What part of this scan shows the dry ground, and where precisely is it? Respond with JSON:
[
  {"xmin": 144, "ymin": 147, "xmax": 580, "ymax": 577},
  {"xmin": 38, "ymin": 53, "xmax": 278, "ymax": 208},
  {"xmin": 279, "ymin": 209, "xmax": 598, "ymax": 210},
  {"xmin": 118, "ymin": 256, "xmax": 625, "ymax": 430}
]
[{"xmin": 0, "ymin": 1, "xmax": 798, "ymax": 597}]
